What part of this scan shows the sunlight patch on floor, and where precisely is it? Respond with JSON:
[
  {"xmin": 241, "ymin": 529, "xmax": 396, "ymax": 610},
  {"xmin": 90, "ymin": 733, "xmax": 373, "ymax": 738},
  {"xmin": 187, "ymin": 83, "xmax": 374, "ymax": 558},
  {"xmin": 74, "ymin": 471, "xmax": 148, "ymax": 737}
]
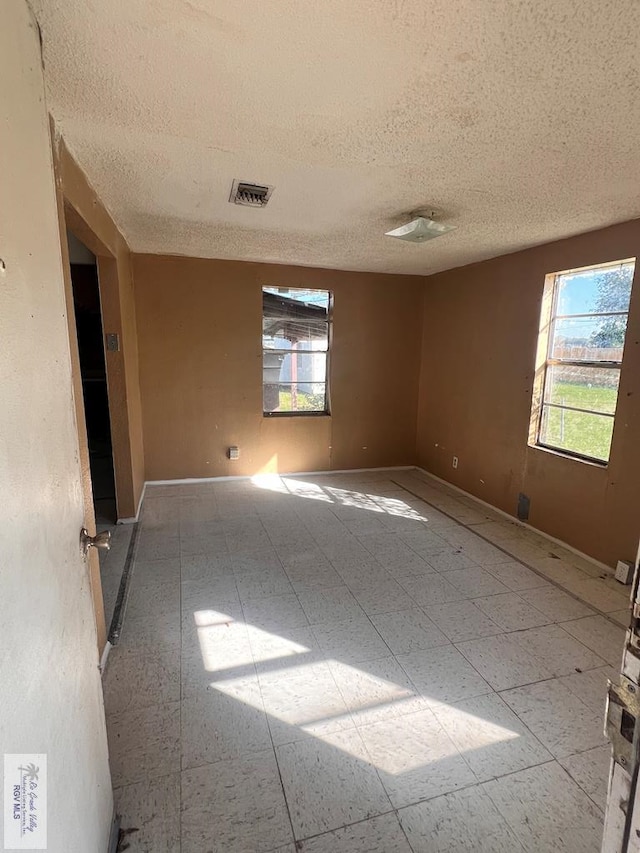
[{"xmin": 195, "ymin": 612, "xmax": 521, "ymax": 776}]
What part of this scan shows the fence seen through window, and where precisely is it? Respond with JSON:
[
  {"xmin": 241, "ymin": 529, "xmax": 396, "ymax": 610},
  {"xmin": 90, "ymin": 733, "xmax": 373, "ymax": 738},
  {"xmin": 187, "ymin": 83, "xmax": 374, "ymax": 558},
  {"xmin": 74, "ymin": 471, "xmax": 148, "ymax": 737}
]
[
  {"xmin": 262, "ymin": 287, "xmax": 330, "ymax": 415},
  {"xmin": 535, "ymin": 259, "xmax": 635, "ymax": 463}
]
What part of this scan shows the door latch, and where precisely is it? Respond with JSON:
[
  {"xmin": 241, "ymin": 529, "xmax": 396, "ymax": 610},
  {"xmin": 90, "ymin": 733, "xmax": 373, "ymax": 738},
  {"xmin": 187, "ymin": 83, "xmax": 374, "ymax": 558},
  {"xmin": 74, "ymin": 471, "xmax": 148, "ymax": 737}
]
[
  {"xmin": 606, "ymin": 675, "xmax": 640, "ymax": 774},
  {"xmin": 80, "ymin": 528, "xmax": 112, "ymax": 556}
]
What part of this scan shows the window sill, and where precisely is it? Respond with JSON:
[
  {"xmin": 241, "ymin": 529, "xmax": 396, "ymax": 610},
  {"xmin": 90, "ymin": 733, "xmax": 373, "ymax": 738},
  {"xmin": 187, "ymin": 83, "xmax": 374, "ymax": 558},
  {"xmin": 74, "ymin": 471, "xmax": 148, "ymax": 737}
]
[
  {"xmin": 263, "ymin": 412, "xmax": 331, "ymax": 419},
  {"xmin": 528, "ymin": 442, "xmax": 608, "ymax": 468}
]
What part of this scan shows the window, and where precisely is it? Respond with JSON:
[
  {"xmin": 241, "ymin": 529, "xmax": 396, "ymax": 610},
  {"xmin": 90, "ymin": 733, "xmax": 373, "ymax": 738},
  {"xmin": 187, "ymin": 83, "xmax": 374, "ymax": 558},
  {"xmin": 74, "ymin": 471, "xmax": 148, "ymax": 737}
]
[
  {"xmin": 531, "ymin": 258, "xmax": 635, "ymax": 463},
  {"xmin": 262, "ymin": 287, "xmax": 331, "ymax": 415}
]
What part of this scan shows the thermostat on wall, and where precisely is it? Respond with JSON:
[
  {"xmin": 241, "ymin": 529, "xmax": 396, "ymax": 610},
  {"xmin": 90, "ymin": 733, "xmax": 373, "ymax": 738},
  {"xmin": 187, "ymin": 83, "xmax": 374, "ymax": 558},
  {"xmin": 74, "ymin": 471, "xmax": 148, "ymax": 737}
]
[{"xmin": 228, "ymin": 446, "xmax": 240, "ymax": 460}]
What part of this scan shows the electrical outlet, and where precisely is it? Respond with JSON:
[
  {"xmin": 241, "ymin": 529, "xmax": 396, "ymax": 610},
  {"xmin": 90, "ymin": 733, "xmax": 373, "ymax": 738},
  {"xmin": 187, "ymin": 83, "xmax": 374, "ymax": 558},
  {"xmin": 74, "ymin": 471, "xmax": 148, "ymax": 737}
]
[{"xmin": 452, "ymin": 456, "xmax": 458, "ymax": 469}]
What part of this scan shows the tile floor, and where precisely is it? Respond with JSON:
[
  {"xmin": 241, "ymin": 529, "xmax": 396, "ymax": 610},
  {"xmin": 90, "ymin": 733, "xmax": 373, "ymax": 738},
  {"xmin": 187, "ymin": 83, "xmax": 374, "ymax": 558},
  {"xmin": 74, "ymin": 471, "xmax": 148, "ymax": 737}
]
[{"xmin": 103, "ymin": 469, "xmax": 628, "ymax": 852}]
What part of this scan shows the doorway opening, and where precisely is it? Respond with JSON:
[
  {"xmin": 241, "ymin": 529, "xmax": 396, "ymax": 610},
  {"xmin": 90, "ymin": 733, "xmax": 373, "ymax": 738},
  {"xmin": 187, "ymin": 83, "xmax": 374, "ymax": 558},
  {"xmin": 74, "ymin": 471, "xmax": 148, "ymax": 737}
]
[{"xmin": 67, "ymin": 230, "xmax": 117, "ymax": 524}]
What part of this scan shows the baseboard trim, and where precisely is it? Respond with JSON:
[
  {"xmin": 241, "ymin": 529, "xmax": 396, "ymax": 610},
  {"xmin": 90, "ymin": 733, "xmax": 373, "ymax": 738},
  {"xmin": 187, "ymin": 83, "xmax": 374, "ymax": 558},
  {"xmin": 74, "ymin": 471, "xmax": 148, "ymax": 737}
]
[
  {"xmin": 412, "ymin": 466, "xmax": 614, "ymax": 575},
  {"xmin": 99, "ymin": 640, "xmax": 112, "ymax": 675},
  {"xmin": 107, "ymin": 811, "xmax": 120, "ymax": 853},
  {"xmin": 143, "ymin": 466, "xmax": 414, "ymax": 487}
]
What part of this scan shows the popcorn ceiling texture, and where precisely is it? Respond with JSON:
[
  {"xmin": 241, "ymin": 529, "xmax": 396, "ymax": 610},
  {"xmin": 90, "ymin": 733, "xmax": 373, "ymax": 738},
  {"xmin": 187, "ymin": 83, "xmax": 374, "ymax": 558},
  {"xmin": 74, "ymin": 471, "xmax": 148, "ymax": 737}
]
[{"xmin": 33, "ymin": 0, "xmax": 640, "ymax": 275}]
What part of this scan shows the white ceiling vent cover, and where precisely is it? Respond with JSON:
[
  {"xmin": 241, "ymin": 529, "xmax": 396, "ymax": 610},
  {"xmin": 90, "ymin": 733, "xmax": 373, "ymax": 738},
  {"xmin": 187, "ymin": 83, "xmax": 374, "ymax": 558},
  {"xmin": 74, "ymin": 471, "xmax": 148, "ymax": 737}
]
[{"xmin": 229, "ymin": 179, "xmax": 274, "ymax": 208}]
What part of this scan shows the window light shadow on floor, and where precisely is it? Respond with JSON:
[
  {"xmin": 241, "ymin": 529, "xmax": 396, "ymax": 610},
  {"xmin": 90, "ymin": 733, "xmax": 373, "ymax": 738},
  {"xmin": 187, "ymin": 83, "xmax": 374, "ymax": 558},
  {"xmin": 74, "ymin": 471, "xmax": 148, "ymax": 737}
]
[
  {"xmin": 250, "ymin": 474, "xmax": 430, "ymax": 523},
  {"xmin": 193, "ymin": 607, "xmax": 521, "ymax": 778}
]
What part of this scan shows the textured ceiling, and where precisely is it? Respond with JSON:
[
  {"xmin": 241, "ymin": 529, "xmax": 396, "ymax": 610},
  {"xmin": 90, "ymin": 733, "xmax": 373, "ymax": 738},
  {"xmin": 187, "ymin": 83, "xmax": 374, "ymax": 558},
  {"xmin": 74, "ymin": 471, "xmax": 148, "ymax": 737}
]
[{"xmin": 33, "ymin": 0, "xmax": 640, "ymax": 275}]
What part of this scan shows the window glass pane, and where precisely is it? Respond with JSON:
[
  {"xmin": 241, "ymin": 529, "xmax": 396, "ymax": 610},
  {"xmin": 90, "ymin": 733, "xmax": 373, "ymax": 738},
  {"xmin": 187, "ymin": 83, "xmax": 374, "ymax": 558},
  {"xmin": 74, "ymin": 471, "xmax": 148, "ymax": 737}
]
[
  {"xmin": 263, "ymin": 351, "xmax": 326, "ymax": 383},
  {"xmin": 263, "ymin": 287, "xmax": 330, "ymax": 310},
  {"xmin": 551, "ymin": 315, "xmax": 628, "ymax": 361},
  {"xmin": 539, "ymin": 405, "xmax": 614, "ymax": 462},
  {"xmin": 263, "ymin": 351, "xmax": 327, "ymax": 413},
  {"xmin": 263, "ymin": 383, "xmax": 327, "ymax": 413},
  {"xmin": 262, "ymin": 287, "xmax": 330, "ymax": 415},
  {"xmin": 544, "ymin": 365, "xmax": 620, "ymax": 415},
  {"xmin": 556, "ymin": 262, "xmax": 634, "ymax": 316},
  {"xmin": 262, "ymin": 288, "xmax": 329, "ymax": 350}
]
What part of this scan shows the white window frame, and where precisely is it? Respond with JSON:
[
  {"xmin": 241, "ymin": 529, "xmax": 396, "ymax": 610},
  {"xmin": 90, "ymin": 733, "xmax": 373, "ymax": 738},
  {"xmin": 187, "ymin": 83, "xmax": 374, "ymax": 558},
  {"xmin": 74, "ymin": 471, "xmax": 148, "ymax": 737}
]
[
  {"xmin": 529, "ymin": 258, "xmax": 635, "ymax": 465},
  {"xmin": 262, "ymin": 286, "xmax": 332, "ymax": 417}
]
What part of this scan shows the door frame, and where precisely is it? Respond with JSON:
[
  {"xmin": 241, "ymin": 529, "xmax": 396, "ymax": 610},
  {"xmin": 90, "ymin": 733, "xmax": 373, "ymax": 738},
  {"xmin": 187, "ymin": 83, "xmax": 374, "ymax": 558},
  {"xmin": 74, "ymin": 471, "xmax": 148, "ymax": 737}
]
[{"xmin": 52, "ymin": 192, "xmax": 108, "ymax": 651}]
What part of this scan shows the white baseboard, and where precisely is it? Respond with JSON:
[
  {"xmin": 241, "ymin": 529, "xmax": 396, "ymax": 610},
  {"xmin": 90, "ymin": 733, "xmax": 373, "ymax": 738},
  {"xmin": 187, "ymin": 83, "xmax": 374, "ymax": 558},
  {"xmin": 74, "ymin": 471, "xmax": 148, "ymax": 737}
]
[
  {"xmin": 144, "ymin": 466, "xmax": 414, "ymax": 487},
  {"xmin": 412, "ymin": 466, "xmax": 613, "ymax": 575},
  {"xmin": 99, "ymin": 640, "xmax": 112, "ymax": 674}
]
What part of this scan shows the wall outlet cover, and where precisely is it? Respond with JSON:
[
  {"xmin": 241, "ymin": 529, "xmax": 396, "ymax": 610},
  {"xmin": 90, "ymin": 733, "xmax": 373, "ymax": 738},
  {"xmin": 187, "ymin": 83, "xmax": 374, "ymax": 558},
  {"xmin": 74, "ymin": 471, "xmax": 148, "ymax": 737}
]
[{"xmin": 615, "ymin": 559, "xmax": 634, "ymax": 585}]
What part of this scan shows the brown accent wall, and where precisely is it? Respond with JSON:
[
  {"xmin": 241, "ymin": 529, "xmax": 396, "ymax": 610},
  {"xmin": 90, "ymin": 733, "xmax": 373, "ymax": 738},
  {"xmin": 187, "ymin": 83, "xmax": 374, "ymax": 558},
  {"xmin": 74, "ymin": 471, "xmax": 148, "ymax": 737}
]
[
  {"xmin": 132, "ymin": 255, "xmax": 423, "ymax": 480},
  {"xmin": 417, "ymin": 219, "xmax": 640, "ymax": 567},
  {"xmin": 54, "ymin": 136, "xmax": 145, "ymax": 518}
]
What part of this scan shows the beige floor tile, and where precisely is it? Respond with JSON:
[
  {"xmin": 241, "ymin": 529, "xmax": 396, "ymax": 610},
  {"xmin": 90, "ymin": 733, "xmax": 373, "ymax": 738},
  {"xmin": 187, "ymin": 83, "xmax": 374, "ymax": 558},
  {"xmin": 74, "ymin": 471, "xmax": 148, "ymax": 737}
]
[
  {"xmin": 297, "ymin": 813, "xmax": 412, "ymax": 852},
  {"xmin": 501, "ymin": 679, "xmax": 609, "ymax": 759},
  {"xmin": 561, "ymin": 576, "xmax": 630, "ymax": 614},
  {"xmin": 242, "ymin": 592, "xmax": 310, "ymax": 632},
  {"xmin": 297, "ymin": 585, "xmax": 364, "ymax": 624},
  {"xmin": 423, "ymin": 600, "xmax": 503, "ymax": 643},
  {"xmin": 444, "ymin": 566, "xmax": 511, "ymax": 597},
  {"xmin": 559, "ymin": 745, "xmax": 611, "ymax": 811},
  {"xmin": 521, "ymin": 585, "xmax": 595, "ymax": 622},
  {"xmin": 103, "ymin": 644, "xmax": 180, "ymax": 714},
  {"xmin": 610, "ymin": 608, "xmax": 631, "ymax": 627},
  {"xmin": 398, "ymin": 784, "xmax": 526, "ymax": 852},
  {"xmin": 181, "ymin": 676, "xmax": 271, "ymax": 769},
  {"xmin": 510, "ymin": 623, "xmax": 608, "ymax": 677},
  {"xmin": 328, "ymin": 656, "xmax": 428, "ymax": 726},
  {"xmin": 473, "ymin": 592, "xmax": 550, "ymax": 632},
  {"xmin": 456, "ymin": 633, "xmax": 552, "ymax": 691},
  {"xmin": 311, "ymin": 616, "xmax": 391, "ymax": 663},
  {"xmin": 424, "ymin": 549, "xmax": 480, "ymax": 573},
  {"xmin": 350, "ymin": 579, "xmax": 416, "ymax": 614},
  {"xmin": 258, "ymin": 658, "xmax": 353, "ymax": 745},
  {"xmin": 276, "ymin": 730, "xmax": 391, "ymax": 839},
  {"xmin": 432, "ymin": 692, "xmax": 552, "ymax": 781},
  {"xmin": 559, "ymin": 666, "xmax": 617, "ymax": 714},
  {"xmin": 483, "ymin": 560, "xmax": 551, "ymax": 591},
  {"xmin": 114, "ymin": 773, "xmax": 180, "ymax": 853},
  {"xmin": 132, "ymin": 557, "xmax": 181, "ymax": 589},
  {"xmin": 482, "ymin": 762, "xmax": 604, "ymax": 851},
  {"xmin": 560, "ymin": 614, "xmax": 625, "ymax": 667},
  {"xmin": 397, "ymin": 644, "xmax": 493, "ymax": 705},
  {"xmin": 107, "ymin": 701, "xmax": 180, "ymax": 787},
  {"xmin": 357, "ymin": 708, "xmax": 477, "ymax": 807},
  {"xmin": 370, "ymin": 608, "xmax": 449, "ymax": 654},
  {"xmin": 181, "ymin": 751, "xmax": 293, "ymax": 853},
  {"xmin": 398, "ymin": 574, "xmax": 467, "ymax": 606}
]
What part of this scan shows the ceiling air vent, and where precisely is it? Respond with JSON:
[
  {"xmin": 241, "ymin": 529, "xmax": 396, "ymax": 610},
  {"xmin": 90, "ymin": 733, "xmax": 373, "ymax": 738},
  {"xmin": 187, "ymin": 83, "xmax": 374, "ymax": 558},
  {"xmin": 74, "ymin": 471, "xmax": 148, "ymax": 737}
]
[{"xmin": 229, "ymin": 179, "xmax": 274, "ymax": 208}]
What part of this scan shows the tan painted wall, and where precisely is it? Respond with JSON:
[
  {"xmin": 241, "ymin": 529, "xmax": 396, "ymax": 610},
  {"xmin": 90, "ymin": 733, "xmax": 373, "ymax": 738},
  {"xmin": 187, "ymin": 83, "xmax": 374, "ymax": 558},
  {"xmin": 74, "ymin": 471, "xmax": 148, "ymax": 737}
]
[
  {"xmin": 132, "ymin": 255, "xmax": 423, "ymax": 480},
  {"xmin": 417, "ymin": 219, "xmax": 640, "ymax": 567},
  {"xmin": 1, "ymin": 2, "xmax": 112, "ymax": 848},
  {"xmin": 54, "ymin": 138, "xmax": 145, "ymax": 518}
]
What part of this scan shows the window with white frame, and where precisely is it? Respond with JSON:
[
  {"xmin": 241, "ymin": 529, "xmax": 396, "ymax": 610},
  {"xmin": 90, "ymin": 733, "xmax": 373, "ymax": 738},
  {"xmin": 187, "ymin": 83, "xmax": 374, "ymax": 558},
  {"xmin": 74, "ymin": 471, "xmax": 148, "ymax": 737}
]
[
  {"xmin": 262, "ymin": 287, "xmax": 331, "ymax": 415},
  {"xmin": 532, "ymin": 258, "xmax": 635, "ymax": 463}
]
